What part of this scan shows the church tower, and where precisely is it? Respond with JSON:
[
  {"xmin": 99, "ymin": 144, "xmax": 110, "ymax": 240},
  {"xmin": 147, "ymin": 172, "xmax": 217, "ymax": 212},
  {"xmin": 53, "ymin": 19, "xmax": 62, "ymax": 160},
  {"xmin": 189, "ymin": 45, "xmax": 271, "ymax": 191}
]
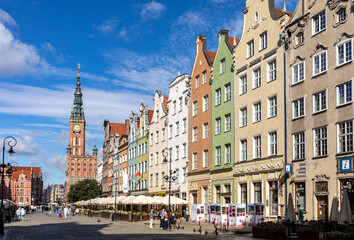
[{"xmin": 65, "ymin": 64, "xmax": 97, "ymax": 200}]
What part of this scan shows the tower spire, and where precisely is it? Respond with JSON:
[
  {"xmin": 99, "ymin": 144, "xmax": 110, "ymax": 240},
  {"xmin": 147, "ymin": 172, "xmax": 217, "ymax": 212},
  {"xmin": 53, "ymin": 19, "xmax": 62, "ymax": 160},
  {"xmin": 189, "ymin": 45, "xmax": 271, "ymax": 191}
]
[
  {"xmin": 282, "ymin": 0, "xmax": 287, "ymax": 13},
  {"xmin": 71, "ymin": 64, "xmax": 85, "ymax": 121}
]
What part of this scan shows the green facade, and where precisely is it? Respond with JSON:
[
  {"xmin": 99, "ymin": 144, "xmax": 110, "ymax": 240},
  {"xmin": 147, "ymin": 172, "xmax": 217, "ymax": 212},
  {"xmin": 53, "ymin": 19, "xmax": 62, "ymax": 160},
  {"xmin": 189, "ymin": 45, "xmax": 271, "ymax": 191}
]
[
  {"xmin": 211, "ymin": 30, "xmax": 235, "ymax": 171},
  {"xmin": 211, "ymin": 179, "xmax": 234, "ymax": 203}
]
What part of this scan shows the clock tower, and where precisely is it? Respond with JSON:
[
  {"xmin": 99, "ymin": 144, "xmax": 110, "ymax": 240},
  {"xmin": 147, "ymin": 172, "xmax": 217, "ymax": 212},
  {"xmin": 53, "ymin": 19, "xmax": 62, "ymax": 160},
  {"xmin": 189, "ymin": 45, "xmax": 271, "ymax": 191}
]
[{"xmin": 65, "ymin": 64, "xmax": 97, "ymax": 200}]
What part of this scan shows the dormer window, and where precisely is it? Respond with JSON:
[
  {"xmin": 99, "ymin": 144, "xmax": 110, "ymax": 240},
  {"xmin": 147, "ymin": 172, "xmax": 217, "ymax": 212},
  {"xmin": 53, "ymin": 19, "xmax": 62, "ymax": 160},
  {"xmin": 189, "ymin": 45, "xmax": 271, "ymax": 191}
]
[{"xmin": 296, "ymin": 32, "xmax": 304, "ymax": 45}]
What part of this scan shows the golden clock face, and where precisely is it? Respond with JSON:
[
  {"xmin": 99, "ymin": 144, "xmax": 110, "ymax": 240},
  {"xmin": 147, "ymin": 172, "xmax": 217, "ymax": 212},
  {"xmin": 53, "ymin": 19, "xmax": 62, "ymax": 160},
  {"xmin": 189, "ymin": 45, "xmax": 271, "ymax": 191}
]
[{"xmin": 73, "ymin": 123, "xmax": 82, "ymax": 133}]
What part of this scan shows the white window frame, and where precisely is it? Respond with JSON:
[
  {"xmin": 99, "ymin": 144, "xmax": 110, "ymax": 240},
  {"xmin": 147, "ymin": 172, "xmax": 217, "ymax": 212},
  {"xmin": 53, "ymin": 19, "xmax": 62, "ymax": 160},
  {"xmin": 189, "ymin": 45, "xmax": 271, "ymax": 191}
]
[
  {"xmin": 225, "ymin": 83, "xmax": 231, "ymax": 101},
  {"xmin": 175, "ymin": 121, "xmax": 180, "ymax": 136},
  {"xmin": 247, "ymin": 40, "xmax": 254, "ymax": 58},
  {"xmin": 220, "ymin": 58, "xmax": 226, "ymax": 74},
  {"xmin": 215, "ymin": 146, "xmax": 221, "ymax": 166},
  {"xmin": 182, "ymin": 143, "xmax": 187, "ymax": 158},
  {"xmin": 336, "ymin": 39, "xmax": 352, "ymax": 66},
  {"xmin": 192, "ymin": 152, "xmax": 198, "ymax": 170},
  {"xmin": 240, "ymin": 107, "xmax": 247, "ymax": 127},
  {"xmin": 253, "ymin": 101, "xmax": 261, "ymax": 123},
  {"xmin": 175, "ymin": 146, "xmax": 179, "ymax": 160},
  {"xmin": 193, "ymin": 100, "xmax": 198, "ymax": 117},
  {"xmin": 196, "ymin": 75, "xmax": 200, "ymax": 89},
  {"xmin": 202, "ymin": 71, "xmax": 207, "ymax": 85},
  {"xmin": 253, "ymin": 135, "xmax": 261, "ymax": 159},
  {"xmin": 312, "ymin": 51, "xmax": 327, "ymax": 76},
  {"xmin": 337, "ymin": 120, "xmax": 353, "ymax": 154},
  {"xmin": 336, "ymin": 81, "xmax": 352, "ymax": 106},
  {"xmin": 203, "ymin": 149, "xmax": 209, "ymax": 168},
  {"xmin": 292, "ymin": 61, "xmax": 305, "ymax": 84},
  {"xmin": 293, "ymin": 131, "xmax": 305, "ymax": 160},
  {"xmin": 292, "ymin": 97, "xmax": 305, "ymax": 119},
  {"xmin": 203, "ymin": 122, "xmax": 209, "ymax": 139},
  {"xmin": 260, "ymin": 31, "xmax": 267, "ymax": 50},
  {"xmin": 253, "ymin": 67, "xmax": 261, "ymax": 89},
  {"xmin": 268, "ymin": 131, "xmax": 277, "ymax": 156},
  {"xmin": 240, "ymin": 139, "xmax": 247, "ymax": 161},
  {"xmin": 268, "ymin": 59, "xmax": 276, "ymax": 82},
  {"xmin": 268, "ymin": 95, "xmax": 277, "ymax": 118},
  {"xmin": 216, "ymin": 88, "xmax": 221, "ymax": 106},
  {"xmin": 183, "ymin": 118, "xmax": 187, "ymax": 133},
  {"xmin": 203, "ymin": 95, "xmax": 209, "ymax": 112},
  {"xmin": 337, "ymin": 8, "xmax": 347, "ymax": 23},
  {"xmin": 312, "ymin": 10, "xmax": 326, "ymax": 36},
  {"xmin": 215, "ymin": 118, "xmax": 221, "ymax": 135},
  {"xmin": 179, "ymin": 97, "xmax": 183, "ymax": 112},
  {"xmin": 313, "ymin": 89, "xmax": 327, "ymax": 114},
  {"xmin": 225, "ymin": 144, "xmax": 231, "ymax": 164},
  {"xmin": 313, "ymin": 126, "xmax": 328, "ymax": 157},
  {"xmin": 225, "ymin": 114, "xmax": 231, "ymax": 132},
  {"xmin": 193, "ymin": 127, "xmax": 198, "ymax": 142},
  {"xmin": 239, "ymin": 74, "xmax": 247, "ymax": 95}
]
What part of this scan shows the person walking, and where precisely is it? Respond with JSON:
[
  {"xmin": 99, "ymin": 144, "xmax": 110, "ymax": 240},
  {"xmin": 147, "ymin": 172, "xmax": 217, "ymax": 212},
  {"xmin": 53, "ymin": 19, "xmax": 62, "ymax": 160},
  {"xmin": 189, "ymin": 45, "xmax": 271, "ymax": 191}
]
[
  {"xmin": 160, "ymin": 209, "xmax": 166, "ymax": 229},
  {"xmin": 64, "ymin": 206, "xmax": 69, "ymax": 219},
  {"xmin": 185, "ymin": 207, "xmax": 190, "ymax": 222},
  {"xmin": 20, "ymin": 207, "xmax": 26, "ymax": 221},
  {"xmin": 58, "ymin": 208, "xmax": 62, "ymax": 220},
  {"xmin": 15, "ymin": 208, "xmax": 21, "ymax": 221},
  {"xmin": 149, "ymin": 209, "xmax": 154, "ymax": 228}
]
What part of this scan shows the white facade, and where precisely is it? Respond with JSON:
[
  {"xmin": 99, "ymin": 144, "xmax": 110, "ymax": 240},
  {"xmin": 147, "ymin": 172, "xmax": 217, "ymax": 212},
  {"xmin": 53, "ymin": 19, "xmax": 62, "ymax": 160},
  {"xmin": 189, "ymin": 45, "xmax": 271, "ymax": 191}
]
[
  {"xmin": 96, "ymin": 158, "xmax": 103, "ymax": 183},
  {"xmin": 148, "ymin": 91, "xmax": 168, "ymax": 194},
  {"xmin": 167, "ymin": 74, "xmax": 189, "ymax": 200}
]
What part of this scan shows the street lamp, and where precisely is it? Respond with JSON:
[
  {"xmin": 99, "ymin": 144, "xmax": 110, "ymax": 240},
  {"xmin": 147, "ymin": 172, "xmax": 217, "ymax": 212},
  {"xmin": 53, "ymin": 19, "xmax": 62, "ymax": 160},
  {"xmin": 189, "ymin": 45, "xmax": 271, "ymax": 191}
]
[
  {"xmin": 1, "ymin": 136, "xmax": 17, "ymax": 235},
  {"xmin": 163, "ymin": 148, "xmax": 177, "ymax": 230}
]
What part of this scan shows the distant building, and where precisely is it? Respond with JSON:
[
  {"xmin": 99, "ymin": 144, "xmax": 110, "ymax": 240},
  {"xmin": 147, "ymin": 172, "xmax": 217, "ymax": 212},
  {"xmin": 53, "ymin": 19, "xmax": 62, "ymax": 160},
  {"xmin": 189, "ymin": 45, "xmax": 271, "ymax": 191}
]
[
  {"xmin": 96, "ymin": 158, "xmax": 103, "ymax": 184},
  {"xmin": 44, "ymin": 184, "xmax": 65, "ymax": 204},
  {"xmin": 65, "ymin": 67, "xmax": 98, "ymax": 199},
  {"xmin": 2, "ymin": 166, "xmax": 43, "ymax": 205}
]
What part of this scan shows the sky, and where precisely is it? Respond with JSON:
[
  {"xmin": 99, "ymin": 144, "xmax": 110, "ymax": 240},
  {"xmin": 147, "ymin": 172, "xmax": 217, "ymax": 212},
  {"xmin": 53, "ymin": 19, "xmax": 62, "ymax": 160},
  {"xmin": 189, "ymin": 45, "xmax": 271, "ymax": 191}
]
[{"xmin": 0, "ymin": 0, "xmax": 297, "ymax": 187}]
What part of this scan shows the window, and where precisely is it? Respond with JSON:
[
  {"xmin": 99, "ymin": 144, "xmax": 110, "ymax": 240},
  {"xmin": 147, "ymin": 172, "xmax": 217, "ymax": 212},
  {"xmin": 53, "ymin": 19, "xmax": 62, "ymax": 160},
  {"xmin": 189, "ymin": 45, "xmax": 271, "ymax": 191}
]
[
  {"xmin": 155, "ymin": 152, "xmax": 159, "ymax": 165},
  {"xmin": 70, "ymin": 176, "xmax": 74, "ymax": 184},
  {"xmin": 337, "ymin": 8, "xmax": 347, "ymax": 23},
  {"xmin": 240, "ymin": 107, "xmax": 247, "ymax": 127},
  {"xmin": 254, "ymin": 182, "xmax": 262, "ymax": 203},
  {"xmin": 295, "ymin": 183, "xmax": 306, "ymax": 210},
  {"xmin": 183, "ymin": 118, "xmax": 187, "ymax": 133},
  {"xmin": 215, "ymin": 146, "xmax": 221, "ymax": 166},
  {"xmin": 314, "ymin": 126, "xmax": 327, "ymax": 157},
  {"xmin": 216, "ymin": 88, "xmax": 221, "ymax": 105},
  {"xmin": 313, "ymin": 90, "xmax": 327, "ymax": 113},
  {"xmin": 169, "ymin": 148, "xmax": 172, "ymax": 161},
  {"xmin": 253, "ymin": 102, "xmax": 261, "ymax": 123},
  {"xmin": 155, "ymin": 173, "xmax": 158, "ymax": 187},
  {"xmin": 269, "ymin": 181, "xmax": 279, "ymax": 215},
  {"xmin": 175, "ymin": 169, "xmax": 179, "ymax": 184},
  {"xmin": 192, "ymin": 153, "xmax": 198, "ymax": 170},
  {"xmin": 240, "ymin": 183, "xmax": 247, "ymax": 204},
  {"xmin": 240, "ymin": 139, "xmax": 247, "ymax": 161},
  {"xmin": 173, "ymin": 101, "xmax": 177, "ymax": 114},
  {"xmin": 253, "ymin": 68, "xmax": 261, "ymax": 89},
  {"xmin": 203, "ymin": 95, "xmax": 209, "ymax": 112},
  {"xmin": 248, "ymin": 40, "xmax": 254, "ymax": 57},
  {"xmin": 240, "ymin": 75, "xmax": 247, "ymax": 95},
  {"xmin": 225, "ymin": 114, "xmax": 231, "ymax": 132},
  {"xmin": 193, "ymin": 127, "xmax": 198, "ymax": 142},
  {"xmin": 337, "ymin": 40, "xmax": 352, "ymax": 66},
  {"xmin": 155, "ymin": 131, "xmax": 159, "ymax": 144},
  {"xmin": 161, "ymin": 173, "xmax": 165, "ymax": 186},
  {"xmin": 182, "ymin": 168, "xmax": 186, "ymax": 182},
  {"xmin": 312, "ymin": 11, "xmax": 326, "ymax": 35},
  {"xmin": 269, "ymin": 131, "xmax": 277, "ymax": 156},
  {"xmin": 268, "ymin": 60, "xmax": 276, "ymax": 82},
  {"xmin": 203, "ymin": 150, "xmax": 209, "ymax": 168},
  {"xmin": 337, "ymin": 120, "xmax": 353, "ymax": 153},
  {"xmin": 175, "ymin": 146, "xmax": 179, "ymax": 160},
  {"xmin": 296, "ymin": 32, "xmax": 304, "ymax": 45},
  {"xmin": 162, "ymin": 128, "xmax": 165, "ymax": 141},
  {"xmin": 292, "ymin": 98, "xmax": 305, "ymax": 119},
  {"xmin": 179, "ymin": 97, "xmax": 183, "ymax": 112},
  {"xmin": 193, "ymin": 101, "xmax": 198, "ymax": 116},
  {"xmin": 150, "ymin": 134, "xmax": 153, "ymax": 146},
  {"xmin": 203, "ymin": 122, "xmax": 209, "ymax": 139},
  {"xmin": 225, "ymin": 144, "xmax": 231, "ymax": 164},
  {"xmin": 156, "ymin": 110, "xmax": 159, "ymax": 122},
  {"xmin": 268, "ymin": 95, "xmax": 277, "ymax": 118},
  {"xmin": 175, "ymin": 122, "xmax": 179, "ymax": 136},
  {"xmin": 254, "ymin": 135, "xmax": 261, "ymax": 159},
  {"xmin": 202, "ymin": 71, "xmax": 207, "ymax": 84},
  {"xmin": 169, "ymin": 125, "xmax": 172, "ymax": 139},
  {"xmin": 220, "ymin": 58, "xmax": 226, "ymax": 74},
  {"xmin": 260, "ymin": 32, "xmax": 267, "ymax": 50},
  {"xmin": 225, "ymin": 83, "xmax": 231, "ymax": 101},
  {"xmin": 196, "ymin": 75, "xmax": 200, "ymax": 89},
  {"xmin": 182, "ymin": 143, "xmax": 187, "ymax": 158},
  {"xmin": 293, "ymin": 132, "xmax": 305, "ymax": 160},
  {"xmin": 313, "ymin": 52, "xmax": 327, "ymax": 76},
  {"xmin": 215, "ymin": 118, "xmax": 221, "ymax": 135},
  {"xmin": 292, "ymin": 62, "xmax": 305, "ymax": 84},
  {"xmin": 337, "ymin": 81, "xmax": 352, "ymax": 106},
  {"xmin": 150, "ymin": 154, "xmax": 153, "ymax": 166}
]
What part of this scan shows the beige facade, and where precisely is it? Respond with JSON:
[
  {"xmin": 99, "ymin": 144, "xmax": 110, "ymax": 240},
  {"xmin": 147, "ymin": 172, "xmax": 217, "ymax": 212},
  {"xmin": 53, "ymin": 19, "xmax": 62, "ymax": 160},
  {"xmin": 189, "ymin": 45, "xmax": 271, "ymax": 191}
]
[
  {"xmin": 285, "ymin": 0, "xmax": 354, "ymax": 221},
  {"xmin": 233, "ymin": 0, "xmax": 291, "ymax": 219}
]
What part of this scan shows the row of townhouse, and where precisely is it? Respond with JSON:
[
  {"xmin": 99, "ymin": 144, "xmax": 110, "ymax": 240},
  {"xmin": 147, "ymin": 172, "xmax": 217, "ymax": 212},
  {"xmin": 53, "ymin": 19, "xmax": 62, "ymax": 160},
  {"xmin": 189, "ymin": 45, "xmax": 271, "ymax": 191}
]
[{"xmin": 100, "ymin": 0, "xmax": 354, "ymax": 221}]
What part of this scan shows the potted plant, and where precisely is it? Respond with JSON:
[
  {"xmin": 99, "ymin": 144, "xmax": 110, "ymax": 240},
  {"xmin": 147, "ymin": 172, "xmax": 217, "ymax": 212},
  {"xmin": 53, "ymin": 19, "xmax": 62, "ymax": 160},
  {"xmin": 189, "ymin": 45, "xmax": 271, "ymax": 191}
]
[
  {"xmin": 296, "ymin": 221, "xmax": 319, "ymax": 240},
  {"xmin": 252, "ymin": 223, "xmax": 267, "ymax": 238}
]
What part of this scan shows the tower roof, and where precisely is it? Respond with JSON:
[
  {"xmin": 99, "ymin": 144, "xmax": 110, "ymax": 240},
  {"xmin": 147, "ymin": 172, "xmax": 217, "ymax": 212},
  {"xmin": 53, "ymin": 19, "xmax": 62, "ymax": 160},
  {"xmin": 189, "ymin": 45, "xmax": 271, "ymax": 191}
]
[{"xmin": 70, "ymin": 63, "xmax": 85, "ymax": 121}]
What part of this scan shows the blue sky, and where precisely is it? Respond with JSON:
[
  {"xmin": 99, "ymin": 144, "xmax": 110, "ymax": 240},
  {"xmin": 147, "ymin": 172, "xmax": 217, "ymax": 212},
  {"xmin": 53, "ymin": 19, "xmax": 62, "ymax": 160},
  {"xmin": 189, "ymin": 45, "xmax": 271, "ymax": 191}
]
[{"xmin": 0, "ymin": 0, "xmax": 297, "ymax": 187}]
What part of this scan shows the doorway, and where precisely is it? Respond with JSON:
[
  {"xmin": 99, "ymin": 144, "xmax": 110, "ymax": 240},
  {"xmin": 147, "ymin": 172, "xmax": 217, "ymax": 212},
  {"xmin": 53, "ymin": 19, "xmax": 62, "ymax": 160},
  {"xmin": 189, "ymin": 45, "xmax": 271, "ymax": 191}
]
[{"xmin": 317, "ymin": 195, "xmax": 328, "ymax": 221}]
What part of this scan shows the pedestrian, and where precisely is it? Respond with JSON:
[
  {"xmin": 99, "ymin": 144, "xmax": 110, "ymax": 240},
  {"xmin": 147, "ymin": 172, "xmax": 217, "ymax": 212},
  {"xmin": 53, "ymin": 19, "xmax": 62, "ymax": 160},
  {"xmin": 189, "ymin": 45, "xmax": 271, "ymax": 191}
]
[
  {"xmin": 64, "ymin": 206, "xmax": 69, "ymax": 219},
  {"xmin": 20, "ymin": 207, "xmax": 26, "ymax": 221},
  {"xmin": 58, "ymin": 208, "xmax": 62, "ymax": 220},
  {"xmin": 149, "ymin": 209, "xmax": 154, "ymax": 228},
  {"xmin": 15, "ymin": 208, "xmax": 21, "ymax": 221},
  {"xmin": 72, "ymin": 207, "xmax": 75, "ymax": 216},
  {"xmin": 160, "ymin": 208, "xmax": 166, "ymax": 229},
  {"xmin": 185, "ymin": 207, "xmax": 190, "ymax": 222}
]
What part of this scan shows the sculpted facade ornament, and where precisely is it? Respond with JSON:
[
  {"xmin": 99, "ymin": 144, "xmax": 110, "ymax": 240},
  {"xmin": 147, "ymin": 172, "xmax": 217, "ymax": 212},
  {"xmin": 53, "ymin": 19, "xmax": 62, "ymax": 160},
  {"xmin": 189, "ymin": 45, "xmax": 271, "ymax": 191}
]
[
  {"xmin": 247, "ymin": 16, "xmax": 267, "ymax": 33},
  {"xmin": 310, "ymin": 44, "xmax": 328, "ymax": 58},
  {"xmin": 290, "ymin": 56, "xmax": 306, "ymax": 67},
  {"xmin": 308, "ymin": 0, "xmax": 317, "ymax": 9},
  {"xmin": 326, "ymin": 0, "xmax": 347, "ymax": 10},
  {"xmin": 333, "ymin": 32, "xmax": 354, "ymax": 45}
]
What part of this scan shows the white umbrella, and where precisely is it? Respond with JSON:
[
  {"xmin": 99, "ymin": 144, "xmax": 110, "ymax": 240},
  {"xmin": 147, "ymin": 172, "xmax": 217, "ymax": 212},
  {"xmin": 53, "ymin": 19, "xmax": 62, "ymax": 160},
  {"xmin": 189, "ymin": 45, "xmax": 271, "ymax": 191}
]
[
  {"xmin": 329, "ymin": 197, "xmax": 339, "ymax": 221},
  {"xmin": 339, "ymin": 190, "xmax": 352, "ymax": 224},
  {"xmin": 285, "ymin": 193, "xmax": 296, "ymax": 222},
  {"xmin": 131, "ymin": 195, "xmax": 152, "ymax": 204},
  {"xmin": 150, "ymin": 196, "xmax": 163, "ymax": 204},
  {"xmin": 168, "ymin": 196, "xmax": 188, "ymax": 205},
  {"xmin": 121, "ymin": 196, "xmax": 136, "ymax": 204}
]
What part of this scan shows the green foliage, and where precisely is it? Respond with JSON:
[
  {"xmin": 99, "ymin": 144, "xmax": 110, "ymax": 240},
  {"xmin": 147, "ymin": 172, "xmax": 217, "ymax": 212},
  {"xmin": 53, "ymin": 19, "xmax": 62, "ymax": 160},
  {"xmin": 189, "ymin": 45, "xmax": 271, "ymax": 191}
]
[{"xmin": 67, "ymin": 179, "xmax": 102, "ymax": 203}]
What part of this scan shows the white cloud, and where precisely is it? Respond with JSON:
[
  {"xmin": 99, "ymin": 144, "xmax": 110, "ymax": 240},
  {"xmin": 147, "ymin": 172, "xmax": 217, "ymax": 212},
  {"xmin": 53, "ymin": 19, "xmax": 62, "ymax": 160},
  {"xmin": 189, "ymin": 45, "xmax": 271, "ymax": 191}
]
[
  {"xmin": 93, "ymin": 18, "xmax": 118, "ymax": 35},
  {"xmin": 0, "ymin": 9, "xmax": 17, "ymax": 27},
  {"xmin": 12, "ymin": 135, "xmax": 40, "ymax": 156},
  {"xmin": 139, "ymin": 1, "xmax": 166, "ymax": 20},
  {"xmin": 47, "ymin": 154, "xmax": 66, "ymax": 171}
]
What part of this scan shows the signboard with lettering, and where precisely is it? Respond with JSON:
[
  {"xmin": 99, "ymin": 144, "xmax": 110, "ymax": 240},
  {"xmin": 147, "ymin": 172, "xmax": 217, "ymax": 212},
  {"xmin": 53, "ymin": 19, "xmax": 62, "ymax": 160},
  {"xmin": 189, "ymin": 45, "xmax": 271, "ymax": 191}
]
[
  {"xmin": 285, "ymin": 164, "xmax": 292, "ymax": 173},
  {"xmin": 338, "ymin": 157, "xmax": 353, "ymax": 173}
]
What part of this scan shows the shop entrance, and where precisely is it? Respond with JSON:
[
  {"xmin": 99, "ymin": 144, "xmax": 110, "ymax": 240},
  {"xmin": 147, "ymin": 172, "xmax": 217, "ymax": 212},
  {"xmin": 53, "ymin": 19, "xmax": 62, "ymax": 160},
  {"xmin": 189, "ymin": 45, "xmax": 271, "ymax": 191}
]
[{"xmin": 317, "ymin": 195, "xmax": 328, "ymax": 221}]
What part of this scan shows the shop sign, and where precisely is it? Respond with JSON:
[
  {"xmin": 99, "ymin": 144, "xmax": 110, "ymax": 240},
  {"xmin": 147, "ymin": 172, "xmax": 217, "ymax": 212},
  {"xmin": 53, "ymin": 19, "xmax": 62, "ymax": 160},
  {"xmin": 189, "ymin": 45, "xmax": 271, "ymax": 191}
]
[{"xmin": 338, "ymin": 157, "xmax": 353, "ymax": 173}]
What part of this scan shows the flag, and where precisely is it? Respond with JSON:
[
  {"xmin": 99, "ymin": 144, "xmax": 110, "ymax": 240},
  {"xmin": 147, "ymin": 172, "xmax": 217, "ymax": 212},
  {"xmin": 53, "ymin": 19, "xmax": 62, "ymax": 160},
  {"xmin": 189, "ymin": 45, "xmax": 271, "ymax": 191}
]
[{"xmin": 135, "ymin": 171, "xmax": 141, "ymax": 177}]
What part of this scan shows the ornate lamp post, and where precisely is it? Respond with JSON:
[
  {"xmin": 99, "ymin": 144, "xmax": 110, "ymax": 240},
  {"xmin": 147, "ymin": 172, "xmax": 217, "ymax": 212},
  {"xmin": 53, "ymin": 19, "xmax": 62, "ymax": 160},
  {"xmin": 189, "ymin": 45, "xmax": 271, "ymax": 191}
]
[
  {"xmin": 1, "ymin": 136, "xmax": 17, "ymax": 235},
  {"xmin": 163, "ymin": 148, "xmax": 177, "ymax": 230}
]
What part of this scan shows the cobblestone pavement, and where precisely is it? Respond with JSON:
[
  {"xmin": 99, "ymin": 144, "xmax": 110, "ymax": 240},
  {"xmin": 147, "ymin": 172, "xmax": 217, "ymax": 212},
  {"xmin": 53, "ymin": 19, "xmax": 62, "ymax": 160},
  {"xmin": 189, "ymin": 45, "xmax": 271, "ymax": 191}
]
[{"xmin": 2, "ymin": 212, "xmax": 265, "ymax": 240}]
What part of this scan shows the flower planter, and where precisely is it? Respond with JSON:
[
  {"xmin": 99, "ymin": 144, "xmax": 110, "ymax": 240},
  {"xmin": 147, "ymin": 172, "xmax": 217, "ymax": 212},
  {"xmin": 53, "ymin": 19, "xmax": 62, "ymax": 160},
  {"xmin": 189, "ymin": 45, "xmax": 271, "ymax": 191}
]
[
  {"xmin": 253, "ymin": 228, "xmax": 267, "ymax": 238},
  {"xmin": 271, "ymin": 232, "xmax": 285, "ymax": 240},
  {"xmin": 298, "ymin": 233, "xmax": 319, "ymax": 240}
]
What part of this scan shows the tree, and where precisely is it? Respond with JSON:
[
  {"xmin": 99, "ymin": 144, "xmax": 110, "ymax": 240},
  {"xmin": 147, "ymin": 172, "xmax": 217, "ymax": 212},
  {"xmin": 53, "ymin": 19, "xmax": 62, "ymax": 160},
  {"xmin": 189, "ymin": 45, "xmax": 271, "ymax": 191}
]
[{"xmin": 67, "ymin": 179, "xmax": 102, "ymax": 203}]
